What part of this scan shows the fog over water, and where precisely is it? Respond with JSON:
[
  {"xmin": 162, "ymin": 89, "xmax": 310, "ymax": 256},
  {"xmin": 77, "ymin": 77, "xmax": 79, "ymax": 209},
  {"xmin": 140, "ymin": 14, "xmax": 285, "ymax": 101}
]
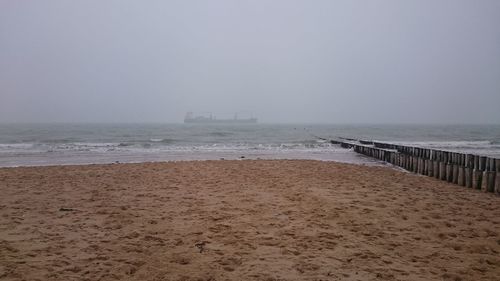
[{"xmin": 1, "ymin": 0, "xmax": 500, "ymax": 124}]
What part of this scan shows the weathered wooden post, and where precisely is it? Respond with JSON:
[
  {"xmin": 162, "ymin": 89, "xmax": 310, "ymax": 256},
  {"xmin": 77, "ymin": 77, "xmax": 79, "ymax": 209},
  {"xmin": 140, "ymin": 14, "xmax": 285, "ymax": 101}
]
[
  {"xmin": 414, "ymin": 147, "xmax": 419, "ymax": 173},
  {"xmin": 416, "ymin": 148, "xmax": 421, "ymax": 173},
  {"xmin": 481, "ymin": 158, "xmax": 490, "ymax": 192},
  {"xmin": 408, "ymin": 148, "xmax": 413, "ymax": 171},
  {"xmin": 439, "ymin": 151, "xmax": 447, "ymax": 181},
  {"xmin": 457, "ymin": 154, "xmax": 465, "ymax": 186},
  {"xmin": 407, "ymin": 149, "xmax": 412, "ymax": 171},
  {"xmin": 457, "ymin": 165, "xmax": 465, "ymax": 186},
  {"xmin": 420, "ymin": 149, "xmax": 425, "ymax": 175},
  {"xmin": 407, "ymin": 147, "xmax": 412, "ymax": 171},
  {"xmin": 420, "ymin": 150, "xmax": 426, "ymax": 175},
  {"xmin": 428, "ymin": 150, "xmax": 434, "ymax": 177},
  {"xmin": 452, "ymin": 153, "xmax": 459, "ymax": 184},
  {"xmin": 434, "ymin": 150, "xmax": 440, "ymax": 179},
  {"xmin": 444, "ymin": 152, "xmax": 452, "ymax": 183},
  {"xmin": 423, "ymin": 149, "xmax": 428, "ymax": 175},
  {"xmin": 446, "ymin": 163, "xmax": 453, "ymax": 183},
  {"xmin": 473, "ymin": 156, "xmax": 483, "ymax": 190},
  {"xmin": 414, "ymin": 148, "xmax": 418, "ymax": 173},
  {"xmin": 485, "ymin": 158, "xmax": 496, "ymax": 193},
  {"xmin": 425, "ymin": 149, "xmax": 431, "ymax": 176},
  {"xmin": 465, "ymin": 154, "xmax": 473, "ymax": 188},
  {"xmin": 405, "ymin": 147, "xmax": 410, "ymax": 171},
  {"xmin": 495, "ymin": 159, "xmax": 500, "ymax": 195},
  {"xmin": 405, "ymin": 153, "xmax": 410, "ymax": 171}
]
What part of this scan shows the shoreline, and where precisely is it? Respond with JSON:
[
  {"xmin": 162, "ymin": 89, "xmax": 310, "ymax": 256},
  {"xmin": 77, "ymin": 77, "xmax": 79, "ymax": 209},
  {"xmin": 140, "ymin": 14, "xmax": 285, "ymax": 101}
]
[
  {"xmin": 0, "ymin": 150, "xmax": 387, "ymax": 169},
  {"xmin": 1, "ymin": 160, "xmax": 499, "ymax": 280}
]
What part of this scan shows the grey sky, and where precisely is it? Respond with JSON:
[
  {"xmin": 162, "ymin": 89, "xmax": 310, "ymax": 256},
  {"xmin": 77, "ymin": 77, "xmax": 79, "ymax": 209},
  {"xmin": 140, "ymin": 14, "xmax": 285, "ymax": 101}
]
[{"xmin": 1, "ymin": 0, "xmax": 499, "ymax": 123}]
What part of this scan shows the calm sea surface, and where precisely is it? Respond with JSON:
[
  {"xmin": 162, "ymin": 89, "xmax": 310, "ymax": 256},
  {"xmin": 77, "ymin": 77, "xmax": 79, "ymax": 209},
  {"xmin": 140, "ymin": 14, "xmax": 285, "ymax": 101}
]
[{"xmin": 0, "ymin": 123, "xmax": 499, "ymax": 167}]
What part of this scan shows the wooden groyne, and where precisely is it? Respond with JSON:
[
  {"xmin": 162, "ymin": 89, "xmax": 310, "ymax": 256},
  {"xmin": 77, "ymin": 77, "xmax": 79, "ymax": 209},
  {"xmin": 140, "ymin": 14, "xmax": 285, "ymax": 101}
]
[{"xmin": 335, "ymin": 139, "xmax": 500, "ymax": 195}]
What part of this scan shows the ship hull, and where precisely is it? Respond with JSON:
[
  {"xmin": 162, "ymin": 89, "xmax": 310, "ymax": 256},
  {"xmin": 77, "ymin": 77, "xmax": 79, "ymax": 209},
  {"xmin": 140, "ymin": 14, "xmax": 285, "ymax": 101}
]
[{"xmin": 184, "ymin": 118, "xmax": 257, "ymax": 124}]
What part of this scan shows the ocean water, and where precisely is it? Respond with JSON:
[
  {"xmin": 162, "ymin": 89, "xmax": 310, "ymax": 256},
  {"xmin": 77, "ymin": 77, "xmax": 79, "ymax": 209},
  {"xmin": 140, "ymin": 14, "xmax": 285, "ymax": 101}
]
[{"xmin": 0, "ymin": 123, "xmax": 499, "ymax": 167}]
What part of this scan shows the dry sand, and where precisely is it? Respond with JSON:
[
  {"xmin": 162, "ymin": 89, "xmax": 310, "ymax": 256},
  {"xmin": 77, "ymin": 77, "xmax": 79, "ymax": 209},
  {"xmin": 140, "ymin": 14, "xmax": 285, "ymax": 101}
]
[{"xmin": 0, "ymin": 160, "xmax": 499, "ymax": 281}]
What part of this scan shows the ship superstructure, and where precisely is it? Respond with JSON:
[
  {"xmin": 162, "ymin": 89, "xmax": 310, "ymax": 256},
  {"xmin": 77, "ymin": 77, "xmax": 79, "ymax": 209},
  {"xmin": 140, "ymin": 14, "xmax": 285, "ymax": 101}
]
[{"xmin": 184, "ymin": 112, "xmax": 257, "ymax": 124}]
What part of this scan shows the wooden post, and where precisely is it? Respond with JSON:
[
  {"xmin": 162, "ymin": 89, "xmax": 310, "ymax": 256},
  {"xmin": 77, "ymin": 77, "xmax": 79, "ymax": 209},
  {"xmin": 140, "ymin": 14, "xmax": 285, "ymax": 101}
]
[
  {"xmin": 446, "ymin": 163, "xmax": 453, "ymax": 183},
  {"xmin": 481, "ymin": 159, "xmax": 489, "ymax": 192},
  {"xmin": 465, "ymin": 154, "xmax": 474, "ymax": 188},
  {"xmin": 425, "ymin": 149, "xmax": 431, "ymax": 175},
  {"xmin": 495, "ymin": 159, "xmax": 500, "ymax": 195},
  {"xmin": 480, "ymin": 156, "xmax": 487, "ymax": 171},
  {"xmin": 407, "ymin": 149, "xmax": 411, "ymax": 171},
  {"xmin": 487, "ymin": 158, "xmax": 496, "ymax": 193},
  {"xmin": 418, "ymin": 158, "xmax": 424, "ymax": 174},
  {"xmin": 473, "ymin": 170, "xmax": 481, "ymax": 190},
  {"xmin": 428, "ymin": 159, "xmax": 434, "ymax": 177},
  {"xmin": 441, "ymin": 152, "xmax": 448, "ymax": 182},
  {"xmin": 447, "ymin": 153, "xmax": 453, "ymax": 183},
  {"xmin": 433, "ymin": 160, "xmax": 439, "ymax": 178},
  {"xmin": 421, "ymin": 156, "xmax": 427, "ymax": 175},
  {"xmin": 418, "ymin": 148, "xmax": 425, "ymax": 175},
  {"xmin": 433, "ymin": 150, "xmax": 440, "ymax": 179},
  {"xmin": 460, "ymin": 153, "xmax": 466, "ymax": 167},
  {"xmin": 457, "ymin": 166, "xmax": 465, "ymax": 186},
  {"xmin": 406, "ymin": 154, "xmax": 411, "ymax": 171},
  {"xmin": 412, "ymin": 147, "xmax": 418, "ymax": 173},
  {"xmin": 440, "ymin": 162, "xmax": 447, "ymax": 181},
  {"xmin": 426, "ymin": 149, "xmax": 432, "ymax": 174},
  {"xmin": 482, "ymin": 171, "xmax": 489, "ymax": 192},
  {"xmin": 465, "ymin": 167, "xmax": 472, "ymax": 188},
  {"xmin": 457, "ymin": 154, "xmax": 465, "ymax": 186},
  {"xmin": 486, "ymin": 172, "xmax": 495, "ymax": 193},
  {"xmin": 473, "ymin": 155, "xmax": 482, "ymax": 190},
  {"xmin": 483, "ymin": 158, "xmax": 495, "ymax": 193},
  {"xmin": 452, "ymin": 163, "xmax": 459, "ymax": 184}
]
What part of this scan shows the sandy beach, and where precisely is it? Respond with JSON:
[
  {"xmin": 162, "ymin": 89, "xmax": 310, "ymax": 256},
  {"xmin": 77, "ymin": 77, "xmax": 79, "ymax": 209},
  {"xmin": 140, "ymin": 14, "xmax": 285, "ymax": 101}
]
[{"xmin": 0, "ymin": 160, "xmax": 499, "ymax": 281}]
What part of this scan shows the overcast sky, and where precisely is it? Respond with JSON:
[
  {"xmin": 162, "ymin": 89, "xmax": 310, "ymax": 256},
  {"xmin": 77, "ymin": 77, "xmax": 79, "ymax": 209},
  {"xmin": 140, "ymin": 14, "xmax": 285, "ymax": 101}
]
[{"xmin": 1, "ymin": 0, "xmax": 499, "ymax": 123}]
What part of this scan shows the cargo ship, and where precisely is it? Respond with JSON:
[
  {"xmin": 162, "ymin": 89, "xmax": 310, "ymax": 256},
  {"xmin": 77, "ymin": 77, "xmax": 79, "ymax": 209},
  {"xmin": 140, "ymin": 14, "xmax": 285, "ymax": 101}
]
[{"xmin": 184, "ymin": 112, "xmax": 257, "ymax": 124}]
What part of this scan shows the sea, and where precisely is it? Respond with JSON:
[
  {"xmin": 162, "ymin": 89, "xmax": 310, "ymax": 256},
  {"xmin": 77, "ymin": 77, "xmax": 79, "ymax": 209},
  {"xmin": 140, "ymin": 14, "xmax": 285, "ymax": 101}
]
[{"xmin": 0, "ymin": 123, "xmax": 499, "ymax": 167}]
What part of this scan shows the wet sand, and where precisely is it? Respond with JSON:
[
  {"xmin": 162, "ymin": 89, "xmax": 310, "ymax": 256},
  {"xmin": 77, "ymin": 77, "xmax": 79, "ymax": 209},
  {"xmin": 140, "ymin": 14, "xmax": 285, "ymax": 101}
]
[{"xmin": 0, "ymin": 160, "xmax": 499, "ymax": 280}]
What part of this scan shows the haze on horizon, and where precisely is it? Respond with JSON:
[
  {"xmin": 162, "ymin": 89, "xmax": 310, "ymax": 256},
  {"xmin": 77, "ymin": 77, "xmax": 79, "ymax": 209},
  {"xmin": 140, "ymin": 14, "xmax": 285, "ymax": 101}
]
[{"xmin": 1, "ymin": 0, "xmax": 499, "ymax": 124}]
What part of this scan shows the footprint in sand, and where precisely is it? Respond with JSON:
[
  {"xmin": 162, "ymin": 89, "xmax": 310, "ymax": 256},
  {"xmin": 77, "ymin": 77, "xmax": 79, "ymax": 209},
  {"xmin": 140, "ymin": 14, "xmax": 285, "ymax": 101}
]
[
  {"xmin": 217, "ymin": 256, "xmax": 242, "ymax": 272},
  {"xmin": 171, "ymin": 255, "xmax": 191, "ymax": 265}
]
